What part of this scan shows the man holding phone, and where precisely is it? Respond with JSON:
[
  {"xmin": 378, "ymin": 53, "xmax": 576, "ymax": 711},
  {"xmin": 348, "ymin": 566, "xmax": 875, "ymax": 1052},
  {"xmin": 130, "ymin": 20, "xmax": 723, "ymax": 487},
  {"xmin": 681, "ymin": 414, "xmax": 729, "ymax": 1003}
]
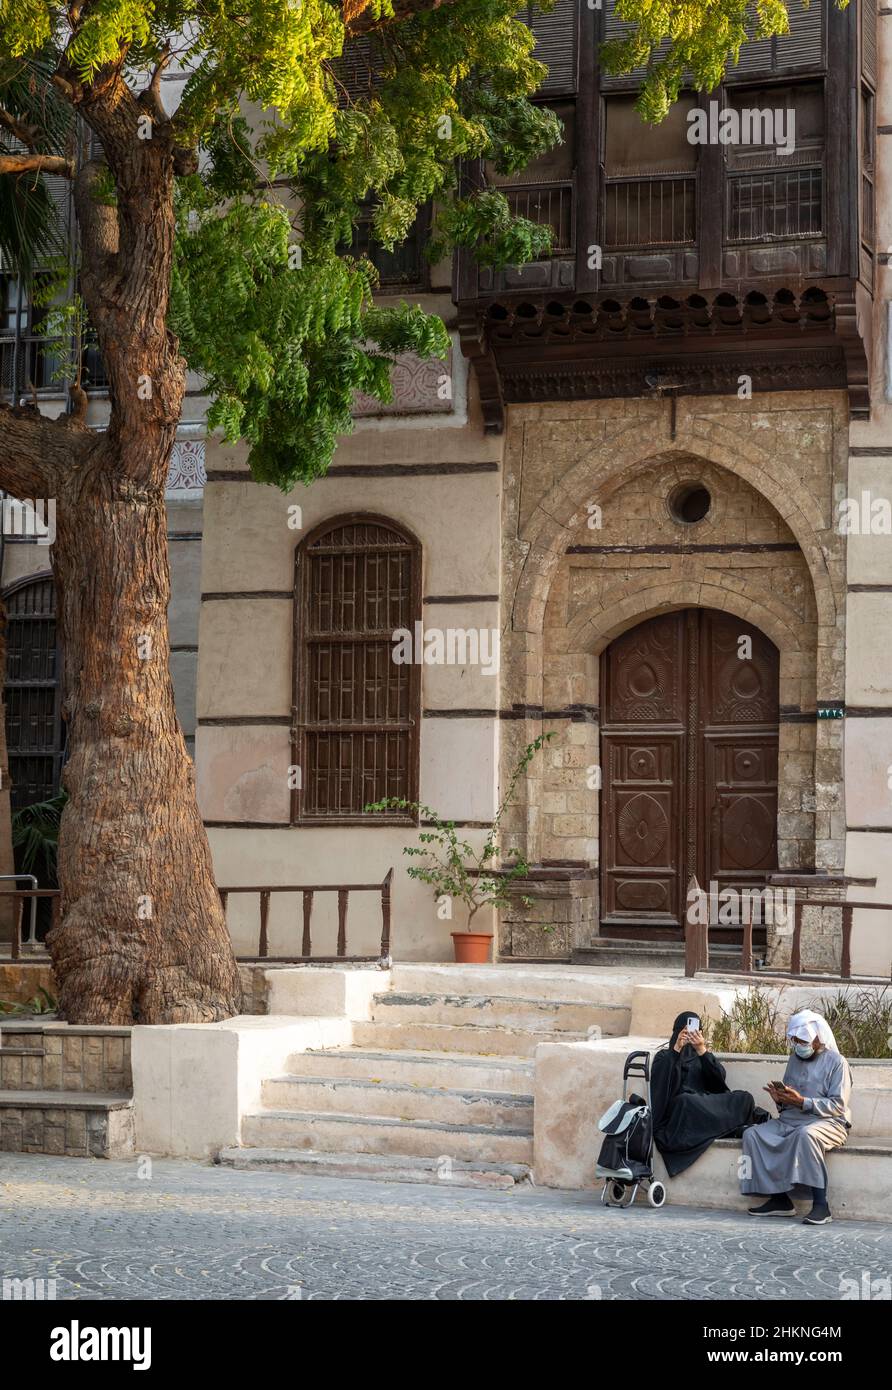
[{"xmin": 740, "ymin": 1008, "xmax": 852, "ymax": 1225}]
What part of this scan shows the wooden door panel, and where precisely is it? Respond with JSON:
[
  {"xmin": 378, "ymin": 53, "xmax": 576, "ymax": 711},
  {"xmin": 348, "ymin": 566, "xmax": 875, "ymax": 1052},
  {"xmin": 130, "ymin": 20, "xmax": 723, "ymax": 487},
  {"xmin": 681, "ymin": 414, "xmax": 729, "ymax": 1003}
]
[
  {"xmin": 601, "ymin": 733, "xmax": 682, "ymax": 926},
  {"xmin": 600, "ymin": 608, "xmax": 780, "ymax": 939},
  {"xmin": 704, "ymin": 733, "xmax": 779, "ymax": 890},
  {"xmin": 602, "ymin": 611, "xmax": 687, "ymax": 726}
]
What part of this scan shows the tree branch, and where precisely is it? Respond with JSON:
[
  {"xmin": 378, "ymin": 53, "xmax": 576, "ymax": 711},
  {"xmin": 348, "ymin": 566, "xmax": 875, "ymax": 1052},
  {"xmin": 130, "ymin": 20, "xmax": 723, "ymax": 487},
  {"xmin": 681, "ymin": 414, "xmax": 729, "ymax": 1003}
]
[
  {"xmin": 0, "ymin": 153, "xmax": 75, "ymax": 177},
  {"xmin": 0, "ymin": 105, "xmax": 40, "ymax": 150},
  {"xmin": 346, "ymin": 0, "xmax": 463, "ymax": 34},
  {"xmin": 0, "ymin": 404, "xmax": 81, "ymax": 501},
  {"xmin": 138, "ymin": 44, "xmax": 172, "ymax": 125}
]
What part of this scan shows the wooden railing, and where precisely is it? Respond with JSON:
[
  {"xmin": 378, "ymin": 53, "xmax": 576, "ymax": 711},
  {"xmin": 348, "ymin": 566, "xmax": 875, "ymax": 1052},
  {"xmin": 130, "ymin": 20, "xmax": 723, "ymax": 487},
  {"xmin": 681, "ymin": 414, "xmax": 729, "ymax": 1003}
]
[
  {"xmin": 3, "ymin": 873, "xmax": 395, "ymax": 967},
  {"xmin": 684, "ymin": 887, "xmax": 892, "ymax": 980},
  {"xmin": 220, "ymin": 869, "xmax": 393, "ymax": 963}
]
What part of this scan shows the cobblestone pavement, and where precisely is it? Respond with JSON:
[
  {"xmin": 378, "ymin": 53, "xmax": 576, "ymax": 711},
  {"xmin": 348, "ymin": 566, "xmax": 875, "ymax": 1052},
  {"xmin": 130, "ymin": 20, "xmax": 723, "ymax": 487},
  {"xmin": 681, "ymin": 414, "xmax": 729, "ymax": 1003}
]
[{"xmin": 0, "ymin": 1154, "xmax": 890, "ymax": 1301}]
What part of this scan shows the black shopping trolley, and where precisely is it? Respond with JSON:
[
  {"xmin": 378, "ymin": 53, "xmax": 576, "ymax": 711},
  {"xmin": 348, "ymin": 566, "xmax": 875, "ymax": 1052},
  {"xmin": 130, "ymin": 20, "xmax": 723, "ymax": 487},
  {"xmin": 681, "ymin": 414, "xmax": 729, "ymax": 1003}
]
[{"xmin": 595, "ymin": 1049, "xmax": 666, "ymax": 1209}]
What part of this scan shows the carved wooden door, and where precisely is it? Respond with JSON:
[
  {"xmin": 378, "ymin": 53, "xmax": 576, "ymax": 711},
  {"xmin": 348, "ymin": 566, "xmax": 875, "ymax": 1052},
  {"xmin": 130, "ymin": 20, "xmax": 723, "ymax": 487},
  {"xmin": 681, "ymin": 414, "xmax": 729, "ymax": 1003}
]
[{"xmin": 600, "ymin": 609, "xmax": 778, "ymax": 939}]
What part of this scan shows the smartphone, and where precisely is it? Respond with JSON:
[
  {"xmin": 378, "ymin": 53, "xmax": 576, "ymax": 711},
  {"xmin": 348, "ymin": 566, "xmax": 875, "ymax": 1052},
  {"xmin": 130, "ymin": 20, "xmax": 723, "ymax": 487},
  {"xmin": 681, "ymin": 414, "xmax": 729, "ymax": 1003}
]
[{"xmin": 686, "ymin": 1016, "xmax": 700, "ymax": 1032}]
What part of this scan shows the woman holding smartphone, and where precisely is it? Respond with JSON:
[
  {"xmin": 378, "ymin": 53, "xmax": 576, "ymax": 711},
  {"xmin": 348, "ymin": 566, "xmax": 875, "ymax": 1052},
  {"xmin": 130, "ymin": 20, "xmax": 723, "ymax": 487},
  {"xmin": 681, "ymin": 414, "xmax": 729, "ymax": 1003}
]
[
  {"xmin": 740, "ymin": 1009, "xmax": 852, "ymax": 1225},
  {"xmin": 650, "ymin": 1011, "xmax": 768, "ymax": 1177}
]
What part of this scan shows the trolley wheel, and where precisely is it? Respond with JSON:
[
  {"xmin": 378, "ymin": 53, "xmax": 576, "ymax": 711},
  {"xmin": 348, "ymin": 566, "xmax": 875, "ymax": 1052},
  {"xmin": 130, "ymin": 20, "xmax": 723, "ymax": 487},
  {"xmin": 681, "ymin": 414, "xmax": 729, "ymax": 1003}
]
[
  {"xmin": 647, "ymin": 1181, "xmax": 667, "ymax": 1209},
  {"xmin": 609, "ymin": 1181, "xmax": 627, "ymax": 1205}
]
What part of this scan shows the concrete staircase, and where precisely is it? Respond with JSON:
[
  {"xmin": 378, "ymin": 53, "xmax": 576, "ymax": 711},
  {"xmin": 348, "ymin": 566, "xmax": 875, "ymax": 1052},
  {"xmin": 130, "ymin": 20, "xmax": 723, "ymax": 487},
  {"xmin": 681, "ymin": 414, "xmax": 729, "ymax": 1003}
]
[
  {"xmin": 222, "ymin": 964, "xmax": 631, "ymax": 1188},
  {"xmin": 0, "ymin": 1021, "xmax": 134, "ymax": 1158}
]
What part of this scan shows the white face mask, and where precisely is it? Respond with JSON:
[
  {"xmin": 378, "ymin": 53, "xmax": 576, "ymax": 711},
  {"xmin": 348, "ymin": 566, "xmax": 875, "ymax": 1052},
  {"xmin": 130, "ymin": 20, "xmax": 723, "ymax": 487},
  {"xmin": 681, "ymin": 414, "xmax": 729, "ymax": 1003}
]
[{"xmin": 793, "ymin": 1042, "xmax": 814, "ymax": 1060}]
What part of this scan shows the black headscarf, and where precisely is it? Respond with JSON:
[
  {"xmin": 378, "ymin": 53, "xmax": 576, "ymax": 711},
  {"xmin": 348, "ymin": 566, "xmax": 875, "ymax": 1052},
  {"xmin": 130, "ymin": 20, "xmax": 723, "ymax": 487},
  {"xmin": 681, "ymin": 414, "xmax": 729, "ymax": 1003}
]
[
  {"xmin": 650, "ymin": 1010, "xmax": 760, "ymax": 1177},
  {"xmin": 651, "ymin": 1011, "xmax": 734, "ymax": 1128}
]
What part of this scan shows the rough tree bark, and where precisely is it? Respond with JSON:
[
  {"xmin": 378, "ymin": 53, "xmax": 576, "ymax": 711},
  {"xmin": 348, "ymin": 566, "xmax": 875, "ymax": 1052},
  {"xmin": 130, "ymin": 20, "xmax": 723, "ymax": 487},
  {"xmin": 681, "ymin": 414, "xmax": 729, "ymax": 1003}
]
[{"xmin": 0, "ymin": 57, "xmax": 242, "ymax": 1022}]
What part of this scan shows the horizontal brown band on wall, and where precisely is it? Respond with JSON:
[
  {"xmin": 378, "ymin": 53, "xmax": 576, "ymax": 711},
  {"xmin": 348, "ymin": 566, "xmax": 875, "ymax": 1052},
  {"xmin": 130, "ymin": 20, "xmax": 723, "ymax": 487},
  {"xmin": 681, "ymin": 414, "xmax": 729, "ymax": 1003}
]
[
  {"xmin": 567, "ymin": 542, "xmax": 801, "ymax": 556},
  {"xmin": 423, "ymin": 708, "xmax": 498, "ymax": 718},
  {"xmin": 202, "ymin": 811, "xmax": 286, "ymax": 822},
  {"xmin": 168, "ymin": 532, "xmax": 202, "ymax": 541},
  {"xmin": 849, "ymin": 446, "xmax": 892, "ymax": 456},
  {"xmin": 423, "ymin": 595, "xmax": 500, "ymax": 605},
  {"xmin": 848, "ymin": 584, "xmax": 892, "ymax": 592},
  {"xmin": 201, "ymin": 591, "xmax": 292, "ymax": 601},
  {"xmin": 422, "ymin": 705, "xmax": 600, "ymax": 721},
  {"xmin": 779, "ymin": 709, "xmax": 817, "ymax": 722},
  {"xmin": 845, "ymin": 707, "xmax": 892, "ymax": 717},
  {"xmin": 206, "ymin": 463, "xmax": 500, "ymax": 482},
  {"xmin": 324, "ymin": 462, "xmax": 500, "ymax": 478},
  {"xmin": 421, "ymin": 819, "xmax": 498, "ymax": 829},
  {"xmin": 170, "ymin": 645, "xmax": 198, "ymax": 653},
  {"xmin": 197, "ymin": 716, "xmax": 290, "ymax": 726},
  {"xmin": 879, "ymin": 126, "xmax": 892, "ymax": 134},
  {"xmin": 847, "ymin": 826, "xmax": 892, "ymax": 833}
]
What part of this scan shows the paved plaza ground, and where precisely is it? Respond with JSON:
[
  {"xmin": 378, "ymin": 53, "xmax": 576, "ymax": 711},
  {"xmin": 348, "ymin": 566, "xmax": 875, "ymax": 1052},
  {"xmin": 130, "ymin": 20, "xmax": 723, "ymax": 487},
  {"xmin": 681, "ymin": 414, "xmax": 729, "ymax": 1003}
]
[{"xmin": 1, "ymin": 1154, "xmax": 890, "ymax": 1301}]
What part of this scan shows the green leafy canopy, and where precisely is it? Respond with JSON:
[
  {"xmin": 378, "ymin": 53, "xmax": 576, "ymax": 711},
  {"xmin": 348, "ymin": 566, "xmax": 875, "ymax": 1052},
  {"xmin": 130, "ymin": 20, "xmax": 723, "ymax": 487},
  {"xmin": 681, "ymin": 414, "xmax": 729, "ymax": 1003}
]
[{"xmin": 0, "ymin": 2, "xmax": 845, "ymax": 488}]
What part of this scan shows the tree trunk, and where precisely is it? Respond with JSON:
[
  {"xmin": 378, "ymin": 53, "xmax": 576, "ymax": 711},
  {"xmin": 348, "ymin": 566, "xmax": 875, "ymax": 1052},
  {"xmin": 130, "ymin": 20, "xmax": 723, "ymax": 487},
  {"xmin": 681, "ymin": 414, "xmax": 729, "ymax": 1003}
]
[
  {"xmin": 0, "ymin": 56, "xmax": 243, "ymax": 1022},
  {"xmin": 48, "ymin": 445, "xmax": 242, "ymax": 1023}
]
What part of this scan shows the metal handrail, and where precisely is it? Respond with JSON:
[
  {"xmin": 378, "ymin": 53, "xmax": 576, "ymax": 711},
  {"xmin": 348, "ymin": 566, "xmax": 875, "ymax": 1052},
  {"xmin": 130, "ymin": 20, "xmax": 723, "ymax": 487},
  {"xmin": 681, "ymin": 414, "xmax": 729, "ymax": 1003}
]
[{"xmin": 0, "ymin": 875, "xmax": 38, "ymax": 953}]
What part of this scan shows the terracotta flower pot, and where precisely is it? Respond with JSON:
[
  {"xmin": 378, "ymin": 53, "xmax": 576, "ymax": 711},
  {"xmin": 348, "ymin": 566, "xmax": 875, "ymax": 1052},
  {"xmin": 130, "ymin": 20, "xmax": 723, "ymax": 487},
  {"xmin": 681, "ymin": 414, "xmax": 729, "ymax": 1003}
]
[{"xmin": 451, "ymin": 931, "xmax": 493, "ymax": 964}]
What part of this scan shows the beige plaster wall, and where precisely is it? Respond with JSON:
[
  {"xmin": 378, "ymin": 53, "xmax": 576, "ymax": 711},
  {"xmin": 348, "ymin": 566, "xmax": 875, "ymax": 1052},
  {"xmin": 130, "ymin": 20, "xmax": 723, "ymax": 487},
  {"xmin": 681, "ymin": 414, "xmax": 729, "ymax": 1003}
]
[
  {"xmin": 840, "ymin": 5, "xmax": 892, "ymax": 970},
  {"xmin": 195, "ymin": 325, "xmax": 506, "ymax": 960}
]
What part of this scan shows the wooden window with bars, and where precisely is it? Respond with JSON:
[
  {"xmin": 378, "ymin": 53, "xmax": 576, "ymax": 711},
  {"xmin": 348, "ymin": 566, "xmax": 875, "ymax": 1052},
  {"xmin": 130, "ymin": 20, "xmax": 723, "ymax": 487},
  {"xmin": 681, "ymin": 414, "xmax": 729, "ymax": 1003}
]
[{"xmin": 292, "ymin": 515, "xmax": 421, "ymax": 824}]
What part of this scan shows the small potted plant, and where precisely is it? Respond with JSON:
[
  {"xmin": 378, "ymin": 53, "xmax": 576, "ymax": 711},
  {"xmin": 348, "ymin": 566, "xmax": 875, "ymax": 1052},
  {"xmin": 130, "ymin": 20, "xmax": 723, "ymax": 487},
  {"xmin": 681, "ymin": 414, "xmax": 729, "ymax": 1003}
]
[{"xmin": 366, "ymin": 734, "xmax": 552, "ymax": 963}]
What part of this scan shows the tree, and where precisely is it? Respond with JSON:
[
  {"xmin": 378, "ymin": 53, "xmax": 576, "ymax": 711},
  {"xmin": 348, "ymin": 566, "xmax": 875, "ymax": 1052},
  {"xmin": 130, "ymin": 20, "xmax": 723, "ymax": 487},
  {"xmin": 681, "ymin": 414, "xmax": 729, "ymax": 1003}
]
[{"xmin": 0, "ymin": 0, "xmax": 833, "ymax": 1024}]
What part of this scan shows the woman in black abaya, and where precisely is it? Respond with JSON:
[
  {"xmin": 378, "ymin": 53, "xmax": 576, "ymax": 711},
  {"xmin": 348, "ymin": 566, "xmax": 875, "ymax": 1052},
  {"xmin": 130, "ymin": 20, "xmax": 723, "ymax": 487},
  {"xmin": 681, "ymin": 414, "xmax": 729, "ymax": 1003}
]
[{"xmin": 651, "ymin": 1012, "xmax": 767, "ymax": 1176}]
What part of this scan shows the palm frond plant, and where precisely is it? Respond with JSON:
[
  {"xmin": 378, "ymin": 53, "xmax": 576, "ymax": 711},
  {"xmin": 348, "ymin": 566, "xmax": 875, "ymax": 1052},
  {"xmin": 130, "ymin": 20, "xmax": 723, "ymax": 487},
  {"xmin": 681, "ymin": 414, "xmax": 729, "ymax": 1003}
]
[{"xmin": 11, "ymin": 791, "xmax": 66, "ymax": 887}]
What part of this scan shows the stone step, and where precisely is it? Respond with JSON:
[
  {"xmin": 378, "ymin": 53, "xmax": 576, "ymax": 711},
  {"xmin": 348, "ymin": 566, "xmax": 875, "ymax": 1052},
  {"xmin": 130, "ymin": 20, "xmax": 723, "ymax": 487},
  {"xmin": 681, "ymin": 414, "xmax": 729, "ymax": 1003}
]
[
  {"xmin": 389, "ymin": 962, "xmax": 641, "ymax": 1004},
  {"xmin": 287, "ymin": 1047, "xmax": 534, "ymax": 1092},
  {"xmin": 573, "ymin": 941, "xmax": 751, "ymax": 970},
  {"xmin": 351, "ymin": 1019, "xmax": 588, "ymax": 1057},
  {"xmin": 0, "ymin": 1091, "xmax": 134, "ymax": 1158},
  {"xmin": 261, "ymin": 1075, "xmax": 534, "ymax": 1129},
  {"xmin": 241, "ymin": 1108, "xmax": 534, "ymax": 1164},
  {"xmin": 217, "ymin": 1147, "xmax": 532, "ymax": 1189},
  {"xmin": 369, "ymin": 990, "xmax": 629, "ymax": 1035}
]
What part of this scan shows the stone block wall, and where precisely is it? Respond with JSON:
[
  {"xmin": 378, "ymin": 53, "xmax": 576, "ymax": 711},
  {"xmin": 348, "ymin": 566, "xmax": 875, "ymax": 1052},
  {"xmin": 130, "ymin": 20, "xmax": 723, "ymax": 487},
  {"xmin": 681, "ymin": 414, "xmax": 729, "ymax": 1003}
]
[
  {"xmin": 498, "ymin": 393, "xmax": 849, "ymax": 922},
  {"xmin": 0, "ymin": 1024, "xmax": 132, "ymax": 1092},
  {"xmin": 500, "ymin": 871, "xmax": 596, "ymax": 959},
  {"xmin": 0, "ymin": 1101, "xmax": 134, "ymax": 1158}
]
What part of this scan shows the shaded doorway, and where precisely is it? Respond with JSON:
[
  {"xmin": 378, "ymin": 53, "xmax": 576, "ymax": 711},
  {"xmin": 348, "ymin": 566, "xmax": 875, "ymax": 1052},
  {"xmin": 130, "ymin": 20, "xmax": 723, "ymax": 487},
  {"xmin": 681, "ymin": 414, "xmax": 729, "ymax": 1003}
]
[{"xmin": 600, "ymin": 608, "xmax": 779, "ymax": 940}]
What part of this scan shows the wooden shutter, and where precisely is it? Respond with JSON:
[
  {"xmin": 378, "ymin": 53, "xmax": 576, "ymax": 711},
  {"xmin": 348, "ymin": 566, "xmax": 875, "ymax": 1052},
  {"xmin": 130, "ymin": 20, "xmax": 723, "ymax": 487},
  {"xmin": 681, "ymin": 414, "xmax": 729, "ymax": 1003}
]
[
  {"xmin": 3, "ymin": 575, "xmax": 65, "ymax": 811},
  {"xmin": 295, "ymin": 517, "xmax": 420, "ymax": 823},
  {"xmin": 527, "ymin": 0, "xmax": 578, "ymax": 93},
  {"xmin": 729, "ymin": 28, "xmax": 774, "ymax": 75},
  {"xmin": 775, "ymin": 0, "xmax": 824, "ymax": 69},
  {"xmin": 600, "ymin": 0, "xmax": 672, "ymax": 88},
  {"xmin": 733, "ymin": 0, "xmax": 824, "ymax": 76},
  {"xmin": 332, "ymin": 37, "xmax": 385, "ymax": 104},
  {"xmin": 862, "ymin": 0, "xmax": 878, "ymax": 85}
]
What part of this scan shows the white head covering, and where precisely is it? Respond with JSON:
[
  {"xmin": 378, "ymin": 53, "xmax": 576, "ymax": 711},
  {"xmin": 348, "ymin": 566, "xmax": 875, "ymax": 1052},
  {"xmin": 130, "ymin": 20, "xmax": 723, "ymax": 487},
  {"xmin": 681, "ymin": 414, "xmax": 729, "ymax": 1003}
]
[{"xmin": 786, "ymin": 1009, "xmax": 839, "ymax": 1054}]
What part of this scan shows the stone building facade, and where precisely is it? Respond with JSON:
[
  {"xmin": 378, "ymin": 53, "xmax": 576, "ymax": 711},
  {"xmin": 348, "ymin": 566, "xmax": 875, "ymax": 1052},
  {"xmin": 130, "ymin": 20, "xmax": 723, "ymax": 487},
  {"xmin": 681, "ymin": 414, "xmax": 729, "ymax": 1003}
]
[{"xmin": 196, "ymin": 1, "xmax": 892, "ymax": 977}]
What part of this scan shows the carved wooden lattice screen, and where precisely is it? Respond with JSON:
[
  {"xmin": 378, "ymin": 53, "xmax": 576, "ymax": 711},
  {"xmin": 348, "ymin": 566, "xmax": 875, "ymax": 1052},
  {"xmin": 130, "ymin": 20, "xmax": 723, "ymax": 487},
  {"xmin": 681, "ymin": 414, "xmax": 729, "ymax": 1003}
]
[
  {"xmin": 293, "ymin": 517, "xmax": 420, "ymax": 823},
  {"xmin": 3, "ymin": 575, "xmax": 65, "ymax": 810}
]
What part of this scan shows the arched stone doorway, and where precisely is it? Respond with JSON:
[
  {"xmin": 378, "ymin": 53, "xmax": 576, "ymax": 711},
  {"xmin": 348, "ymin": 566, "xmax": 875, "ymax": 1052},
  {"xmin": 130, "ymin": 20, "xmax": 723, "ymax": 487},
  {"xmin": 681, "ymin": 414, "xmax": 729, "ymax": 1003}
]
[{"xmin": 600, "ymin": 607, "xmax": 779, "ymax": 941}]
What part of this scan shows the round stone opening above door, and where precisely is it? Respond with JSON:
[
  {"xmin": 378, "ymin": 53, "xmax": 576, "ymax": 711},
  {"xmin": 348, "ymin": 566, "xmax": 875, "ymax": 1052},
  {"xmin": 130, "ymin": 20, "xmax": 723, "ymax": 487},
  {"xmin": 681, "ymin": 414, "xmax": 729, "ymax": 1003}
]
[{"xmin": 668, "ymin": 482, "xmax": 711, "ymax": 525}]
